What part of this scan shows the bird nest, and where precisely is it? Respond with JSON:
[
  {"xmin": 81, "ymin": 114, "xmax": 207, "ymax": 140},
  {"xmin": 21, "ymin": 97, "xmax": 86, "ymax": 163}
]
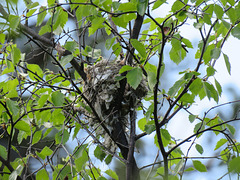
[{"xmin": 83, "ymin": 59, "xmax": 148, "ymax": 149}]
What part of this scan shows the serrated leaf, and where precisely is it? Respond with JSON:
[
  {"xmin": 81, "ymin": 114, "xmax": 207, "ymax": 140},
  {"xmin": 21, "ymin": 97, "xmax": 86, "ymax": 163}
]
[
  {"xmin": 6, "ymin": 99, "xmax": 19, "ymax": 116},
  {"xmin": 105, "ymin": 169, "xmax": 119, "ymax": 180},
  {"xmin": 15, "ymin": 121, "xmax": 31, "ymax": 133},
  {"xmin": 168, "ymin": 77, "xmax": 185, "ymax": 97},
  {"xmin": 51, "ymin": 91, "xmax": 65, "ymax": 106},
  {"xmin": 210, "ymin": 48, "xmax": 221, "ymax": 60},
  {"xmin": 8, "ymin": 15, "xmax": 20, "ymax": 30},
  {"xmin": 126, "ymin": 67, "xmax": 143, "ymax": 89},
  {"xmin": 94, "ymin": 146, "xmax": 106, "ymax": 161},
  {"xmin": 189, "ymin": 78, "xmax": 202, "ymax": 95},
  {"xmin": 223, "ymin": 53, "xmax": 231, "ymax": 75},
  {"xmin": 130, "ymin": 39, "xmax": 147, "ymax": 58},
  {"xmin": 152, "ymin": 0, "xmax": 166, "ymax": 10},
  {"xmin": 189, "ymin": 114, "xmax": 197, "ymax": 123},
  {"xmin": 214, "ymin": 78, "xmax": 222, "ymax": 96},
  {"xmin": 137, "ymin": 0, "xmax": 148, "ymax": 16},
  {"xmin": 37, "ymin": 6, "xmax": 47, "ymax": 26},
  {"xmin": 36, "ymin": 169, "xmax": 49, "ymax": 180},
  {"xmin": 144, "ymin": 123, "xmax": 155, "ymax": 134},
  {"xmin": 138, "ymin": 117, "xmax": 147, "ymax": 131},
  {"xmin": 229, "ymin": 157, "xmax": 240, "ymax": 173},
  {"xmin": 75, "ymin": 151, "xmax": 88, "ymax": 172},
  {"xmin": 0, "ymin": 145, "xmax": 7, "ymax": 160},
  {"xmin": 106, "ymin": 37, "xmax": 116, "ymax": 50},
  {"xmin": 32, "ymin": 131, "xmax": 42, "ymax": 145},
  {"xmin": 195, "ymin": 144, "xmax": 204, "ymax": 154},
  {"xmin": 192, "ymin": 160, "xmax": 207, "ymax": 172},
  {"xmin": 182, "ymin": 38, "xmax": 193, "ymax": 48},
  {"xmin": 104, "ymin": 155, "xmax": 113, "ymax": 165},
  {"xmin": 214, "ymin": 138, "xmax": 228, "ymax": 150},
  {"xmin": 55, "ymin": 129, "xmax": 70, "ymax": 145},
  {"xmin": 214, "ymin": 4, "xmax": 224, "ymax": 19},
  {"xmin": 119, "ymin": 65, "xmax": 133, "ymax": 74},
  {"xmin": 27, "ymin": 64, "xmax": 44, "ymax": 80},
  {"xmin": 11, "ymin": 47, "xmax": 21, "ymax": 66},
  {"xmin": 174, "ymin": 158, "xmax": 184, "ymax": 175},
  {"xmin": 89, "ymin": 17, "xmax": 105, "ymax": 36},
  {"xmin": 206, "ymin": 66, "xmax": 216, "ymax": 77}
]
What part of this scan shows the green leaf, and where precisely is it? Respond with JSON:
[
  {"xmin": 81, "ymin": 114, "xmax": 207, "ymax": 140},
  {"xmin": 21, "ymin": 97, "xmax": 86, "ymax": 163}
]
[
  {"xmin": 214, "ymin": 78, "xmax": 222, "ymax": 96},
  {"xmin": 126, "ymin": 67, "xmax": 143, "ymax": 89},
  {"xmin": 203, "ymin": 82, "xmax": 219, "ymax": 102},
  {"xmin": 161, "ymin": 129, "xmax": 171, "ymax": 147},
  {"xmin": 189, "ymin": 114, "xmax": 197, "ymax": 123},
  {"xmin": 104, "ymin": 155, "xmax": 113, "ymax": 165},
  {"xmin": 206, "ymin": 66, "xmax": 216, "ymax": 77},
  {"xmin": 9, "ymin": 165, "xmax": 23, "ymax": 180},
  {"xmin": 15, "ymin": 121, "xmax": 31, "ymax": 134},
  {"xmin": 138, "ymin": 117, "xmax": 147, "ymax": 131},
  {"xmin": 192, "ymin": 160, "xmax": 207, "ymax": 172},
  {"xmin": 137, "ymin": 0, "xmax": 148, "ymax": 16},
  {"xmin": 119, "ymin": 65, "xmax": 133, "ymax": 74},
  {"xmin": 168, "ymin": 77, "xmax": 185, "ymax": 97},
  {"xmin": 171, "ymin": 0, "xmax": 184, "ymax": 12},
  {"xmin": 214, "ymin": 138, "xmax": 228, "ymax": 150},
  {"xmin": 193, "ymin": 22, "xmax": 203, "ymax": 29},
  {"xmin": 130, "ymin": 39, "xmax": 147, "ymax": 58},
  {"xmin": 182, "ymin": 38, "xmax": 193, "ymax": 48},
  {"xmin": 145, "ymin": 62, "xmax": 157, "ymax": 91},
  {"xmin": 180, "ymin": 93, "xmax": 194, "ymax": 103},
  {"xmin": 152, "ymin": 0, "xmax": 166, "ymax": 10},
  {"xmin": 51, "ymin": 109, "xmax": 65, "ymax": 125},
  {"xmin": 8, "ymin": 15, "xmax": 20, "ymax": 30},
  {"xmin": 105, "ymin": 169, "xmax": 119, "ymax": 180},
  {"xmin": 89, "ymin": 17, "xmax": 105, "ymax": 36},
  {"xmin": 229, "ymin": 157, "xmax": 240, "ymax": 173},
  {"xmin": 0, "ymin": 145, "xmax": 7, "ymax": 160},
  {"xmin": 37, "ymin": 6, "xmax": 47, "ymax": 26},
  {"xmin": 75, "ymin": 151, "xmax": 88, "ymax": 172},
  {"xmin": 11, "ymin": 47, "xmax": 21, "ymax": 65},
  {"xmin": 0, "ymin": 33, "xmax": 5, "ymax": 44},
  {"xmin": 6, "ymin": 99, "xmax": 19, "ymax": 116},
  {"xmin": 36, "ymin": 169, "xmax": 49, "ymax": 180},
  {"xmin": 223, "ymin": 53, "xmax": 231, "ymax": 75},
  {"xmin": 38, "ymin": 146, "xmax": 53, "ymax": 160},
  {"xmin": 226, "ymin": 124, "xmax": 235, "ymax": 135},
  {"xmin": 39, "ymin": 24, "xmax": 51, "ymax": 35},
  {"xmin": 55, "ymin": 129, "xmax": 70, "ymax": 145},
  {"xmin": 27, "ymin": 64, "xmax": 44, "ymax": 80},
  {"xmin": 51, "ymin": 91, "xmax": 65, "ymax": 106},
  {"xmin": 106, "ymin": 37, "xmax": 116, "ymax": 50},
  {"xmin": 195, "ymin": 144, "xmax": 204, "ymax": 154},
  {"xmin": 174, "ymin": 158, "xmax": 184, "ymax": 176},
  {"xmin": 210, "ymin": 48, "xmax": 221, "ymax": 60},
  {"xmin": 144, "ymin": 121, "xmax": 155, "ymax": 134},
  {"xmin": 32, "ymin": 131, "xmax": 42, "ymax": 145},
  {"xmin": 94, "ymin": 146, "xmax": 106, "ymax": 161},
  {"xmin": 189, "ymin": 78, "xmax": 202, "ymax": 95},
  {"xmin": 214, "ymin": 4, "xmax": 224, "ymax": 19},
  {"xmin": 37, "ymin": 94, "xmax": 49, "ymax": 108}
]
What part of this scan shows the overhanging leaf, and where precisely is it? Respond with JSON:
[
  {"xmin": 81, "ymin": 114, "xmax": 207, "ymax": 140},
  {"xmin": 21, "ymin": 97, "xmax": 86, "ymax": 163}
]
[
  {"xmin": 130, "ymin": 39, "xmax": 147, "ymax": 58},
  {"xmin": 126, "ymin": 67, "xmax": 143, "ymax": 89}
]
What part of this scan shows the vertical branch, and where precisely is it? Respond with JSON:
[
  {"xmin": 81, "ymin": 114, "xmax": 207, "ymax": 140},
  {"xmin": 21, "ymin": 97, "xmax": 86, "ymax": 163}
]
[
  {"xmin": 153, "ymin": 26, "xmax": 168, "ymax": 179},
  {"xmin": 126, "ymin": 97, "xmax": 139, "ymax": 180}
]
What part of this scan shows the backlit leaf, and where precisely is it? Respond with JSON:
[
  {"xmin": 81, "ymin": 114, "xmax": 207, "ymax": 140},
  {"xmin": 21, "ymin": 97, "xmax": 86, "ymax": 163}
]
[
  {"xmin": 193, "ymin": 160, "xmax": 207, "ymax": 172},
  {"xmin": 126, "ymin": 67, "xmax": 143, "ymax": 89},
  {"xmin": 131, "ymin": 39, "xmax": 147, "ymax": 58},
  {"xmin": 214, "ymin": 138, "xmax": 227, "ymax": 150},
  {"xmin": 223, "ymin": 53, "xmax": 231, "ymax": 75}
]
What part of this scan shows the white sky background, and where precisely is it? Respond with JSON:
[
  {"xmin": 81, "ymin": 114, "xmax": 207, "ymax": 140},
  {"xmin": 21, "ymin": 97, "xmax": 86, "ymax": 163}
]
[{"xmin": 8, "ymin": 0, "xmax": 240, "ymax": 179}]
